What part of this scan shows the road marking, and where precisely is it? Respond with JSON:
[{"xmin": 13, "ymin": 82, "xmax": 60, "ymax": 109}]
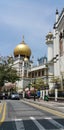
[
  {"xmin": 22, "ymin": 100, "xmax": 64, "ymax": 118},
  {"xmin": 0, "ymin": 102, "xmax": 6, "ymax": 125},
  {"xmin": 30, "ymin": 117, "xmax": 46, "ymax": 130},
  {"xmin": 12, "ymin": 117, "xmax": 64, "ymax": 130},
  {"xmin": 48, "ymin": 118, "xmax": 64, "ymax": 129},
  {"xmin": 0, "ymin": 104, "xmax": 3, "ymax": 113},
  {"xmin": 15, "ymin": 118, "xmax": 25, "ymax": 130},
  {"xmin": 15, "ymin": 118, "xmax": 22, "ymax": 121},
  {"xmin": 44, "ymin": 117, "xmax": 52, "ymax": 119}
]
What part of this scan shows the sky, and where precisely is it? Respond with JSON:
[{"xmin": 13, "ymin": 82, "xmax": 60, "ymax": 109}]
[{"xmin": 0, "ymin": 0, "xmax": 64, "ymax": 64}]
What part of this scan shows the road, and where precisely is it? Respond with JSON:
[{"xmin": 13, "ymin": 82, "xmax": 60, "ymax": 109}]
[{"xmin": 0, "ymin": 100, "xmax": 64, "ymax": 130}]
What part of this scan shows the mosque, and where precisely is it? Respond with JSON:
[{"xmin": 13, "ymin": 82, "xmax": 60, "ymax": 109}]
[
  {"xmin": 12, "ymin": 8, "xmax": 64, "ymax": 93},
  {"xmin": 13, "ymin": 35, "xmax": 49, "ymax": 93}
]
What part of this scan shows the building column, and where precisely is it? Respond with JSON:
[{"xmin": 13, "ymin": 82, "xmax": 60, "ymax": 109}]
[
  {"xmin": 22, "ymin": 61, "xmax": 24, "ymax": 77},
  {"xmin": 44, "ymin": 69, "xmax": 47, "ymax": 83},
  {"xmin": 40, "ymin": 90, "xmax": 43, "ymax": 99},
  {"xmin": 46, "ymin": 89, "xmax": 48, "ymax": 96},
  {"xmin": 55, "ymin": 88, "xmax": 58, "ymax": 101},
  {"xmin": 43, "ymin": 90, "xmax": 45, "ymax": 100},
  {"xmin": 23, "ymin": 90, "xmax": 25, "ymax": 98}
]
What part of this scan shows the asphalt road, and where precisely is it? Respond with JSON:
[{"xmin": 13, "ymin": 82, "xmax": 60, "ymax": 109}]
[{"xmin": 0, "ymin": 100, "xmax": 64, "ymax": 130}]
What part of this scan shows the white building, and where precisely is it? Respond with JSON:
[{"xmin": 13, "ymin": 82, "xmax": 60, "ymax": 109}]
[
  {"xmin": 46, "ymin": 8, "xmax": 64, "ymax": 91},
  {"xmin": 13, "ymin": 8, "xmax": 64, "ymax": 93},
  {"xmin": 54, "ymin": 9, "xmax": 64, "ymax": 90}
]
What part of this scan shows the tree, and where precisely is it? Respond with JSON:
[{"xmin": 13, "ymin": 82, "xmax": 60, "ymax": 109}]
[
  {"xmin": 51, "ymin": 76, "xmax": 61, "ymax": 83},
  {"xmin": 50, "ymin": 76, "xmax": 61, "ymax": 89},
  {"xmin": 0, "ymin": 56, "xmax": 20, "ymax": 88},
  {"xmin": 31, "ymin": 78, "xmax": 44, "ymax": 90}
]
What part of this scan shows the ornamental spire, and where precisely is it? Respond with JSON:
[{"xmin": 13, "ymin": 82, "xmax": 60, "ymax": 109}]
[{"xmin": 22, "ymin": 35, "xmax": 24, "ymax": 42}]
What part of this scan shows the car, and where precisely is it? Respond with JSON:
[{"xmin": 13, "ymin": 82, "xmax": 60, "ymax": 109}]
[
  {"xmin": 11, "ymin": 93, "xmax": 20, "ymax": 100},
  {"xmin": 0, "ymin": 93, "xmax": 3, "ymax": 99}
]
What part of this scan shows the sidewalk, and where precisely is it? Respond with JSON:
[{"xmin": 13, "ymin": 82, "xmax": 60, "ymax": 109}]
[{"xmin": 23, "ymin": 98, "xmax": 64, "ymax": 113}]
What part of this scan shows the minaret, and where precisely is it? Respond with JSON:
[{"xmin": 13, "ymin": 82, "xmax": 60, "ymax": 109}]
[
  {"xmin": 56, "ymin": 9, "xmax": 59, "ymax": 23},
  {"xmin": 53, "ymin": 9, "xmax": 60, "ymax": 77},
  {"xmin": 46, "ymin": 32, "xmax": 54, "ymax": 90},
  {"xmin": 46, "ymin": 32, "xmax": 53, "ymax": 62}
]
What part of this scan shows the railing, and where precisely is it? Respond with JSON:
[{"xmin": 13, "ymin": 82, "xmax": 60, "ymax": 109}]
[{"xmin": 48, "ymin": 97, "xmax": 64, "ymax": 102}]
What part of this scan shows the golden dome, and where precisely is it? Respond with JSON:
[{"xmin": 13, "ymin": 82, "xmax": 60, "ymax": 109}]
[{"xmin": 14, "ymin": 37, "xmax": 31, "ymax": 58}]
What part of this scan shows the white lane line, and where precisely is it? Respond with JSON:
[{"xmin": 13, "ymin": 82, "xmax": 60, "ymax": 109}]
[
  {"xmin": 47, "ymin": 118, "xmax": 64, "ymax": 129},
  {"xmin": 14, "ymin": 118, "xmax": 25, "ymax": 130},
  {"xmin": 30, "ymin": 117, "xmax": 46, "ymax": 130},
  {"xmin": 44, "ymin": 117, "xmax": 52, "ymax": 119}
]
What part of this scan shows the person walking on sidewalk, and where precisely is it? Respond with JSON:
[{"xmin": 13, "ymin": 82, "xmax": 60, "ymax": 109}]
[{"xmin": 37, "ymin": 89, "xmax": 40, "ymax": 101}]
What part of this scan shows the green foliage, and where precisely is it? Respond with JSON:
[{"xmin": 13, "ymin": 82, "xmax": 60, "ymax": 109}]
[
  {"xmin": 51, "ymin": 76, "xmax": 61, "ymax": 83},
  {"xmin": 31, "ymin": 78, "xmax": 44, "ymax": 90},
  {"xmin": 0, "ymin": 56, "xmax": 20, "ymax": 88}
]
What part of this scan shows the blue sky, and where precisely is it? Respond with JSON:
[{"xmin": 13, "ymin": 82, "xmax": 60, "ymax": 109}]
[{"xmin": 0, "ymin": 0, "xmax": 64, "ymax": 63}]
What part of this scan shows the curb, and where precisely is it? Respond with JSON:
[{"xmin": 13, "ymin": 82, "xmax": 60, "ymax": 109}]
[{"xmin": 23, "ymin": 99, "xmax": 64, "ymax": 113}]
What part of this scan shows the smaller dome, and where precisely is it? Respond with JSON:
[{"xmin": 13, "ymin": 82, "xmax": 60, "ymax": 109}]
[
  {"xmin": 24, "ymin": 57, "xmax": 28, "ymax": 62},
  {"xmin": 46, "ymin": 32, "xmax": 53, "ymax": 39},
  {"xmin": 46, "ymin": 32, "xmax": 53, "ymax": 44}
]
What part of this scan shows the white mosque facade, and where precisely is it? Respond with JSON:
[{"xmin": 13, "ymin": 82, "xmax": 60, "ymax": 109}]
[
  {"xmin": 53, "ymin": 9, "xmax": 64, "ymax": 90},
  {"xmin": 13, "ymin": 8, "xmax": 64, "ymax": 93}
]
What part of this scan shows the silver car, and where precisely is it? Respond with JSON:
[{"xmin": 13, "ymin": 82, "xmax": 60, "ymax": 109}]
[{"xmin": 11, "ymin": 93, "xmax": 20, "ymax": 100}]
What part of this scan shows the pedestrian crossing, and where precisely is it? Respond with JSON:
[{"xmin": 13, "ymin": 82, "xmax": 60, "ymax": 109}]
[
  {"xmin": 13, "ymin": 116, "xmax": 64, "ymax": 130},
  {"xmin": 6, "ymin": 100, "xmax": 64, "ymax": 130}
]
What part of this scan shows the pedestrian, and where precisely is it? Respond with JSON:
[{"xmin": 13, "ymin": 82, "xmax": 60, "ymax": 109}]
[
  {"xmin": 37, "ymin": 89, "xmax": 40, "ymax": 101},
  {"xmin": 27, "ymin": 91, "xmax": 30, "ymax": 99}
]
